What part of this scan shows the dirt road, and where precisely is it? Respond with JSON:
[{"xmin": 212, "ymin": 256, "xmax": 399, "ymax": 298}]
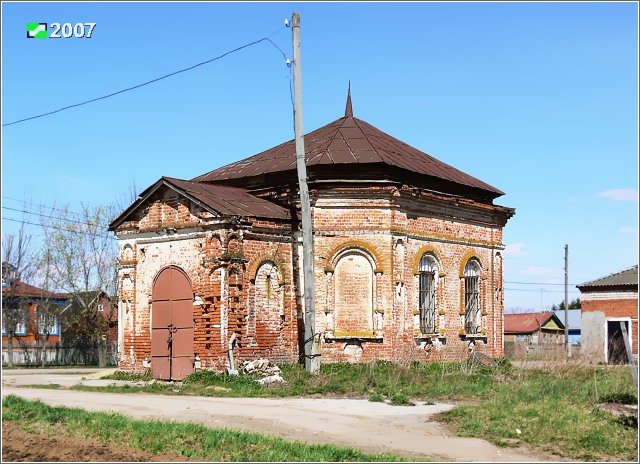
[{"xmin": 1, "ymin": 369, "xmax": 550, "ymax": 462}]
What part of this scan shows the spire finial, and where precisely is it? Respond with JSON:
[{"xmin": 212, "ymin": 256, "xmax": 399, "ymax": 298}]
[{"xmin": 345, "ymin": 81, "xmax": 353, "ymax": 117}]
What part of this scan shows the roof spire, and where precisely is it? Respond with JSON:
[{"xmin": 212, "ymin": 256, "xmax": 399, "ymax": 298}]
[{"xmin": 345, "ymin": 81, "xmax": 353, "ymax": 117}]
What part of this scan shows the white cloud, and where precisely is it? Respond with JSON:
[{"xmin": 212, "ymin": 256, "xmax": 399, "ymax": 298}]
[
  {"xmin": 504, "ymin": 242, "xmax": 529, "ymax": 258},
  {"xmin": 594, "ymin": 189, "xmax": 638, "ymax": 202},
  {"xmin": 619, "ymin": 226, "xmax": 636, "ymax": 234}
]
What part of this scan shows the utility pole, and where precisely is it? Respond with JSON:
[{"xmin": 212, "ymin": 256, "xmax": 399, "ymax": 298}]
[
  {"xmin": 564, "ymin": 244, "xmax": 569, "ymax": 355},
  {"xmin": 291, "ymin": 12, "xmax": 319, "ymax": 374}
]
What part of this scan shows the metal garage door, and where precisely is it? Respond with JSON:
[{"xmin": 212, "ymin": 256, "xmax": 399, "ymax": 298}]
[{"xmin": 151, "ymin": 266, "xmax": 194, "ymax": 380}]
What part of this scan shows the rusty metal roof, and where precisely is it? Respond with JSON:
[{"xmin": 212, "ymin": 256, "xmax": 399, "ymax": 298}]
[
  {"xmin": 109, "ymin": 177, "xmax": 290, "ymax": 230},
  {"xmin": 193, "ymin": 94, "xmax": 503, "ymax": 197},
  {"xmin": 2, "ymin": 280, "xmax": 67, "ymax": 300},
  {"xmin": 162, "ymin": 177, "xmax": 291, "ymax": 219},
  {"xmin": 504, "ymin": 312, "xmax": 563, "ymax": 334},
  {"xmin": 577, "ymin": 265, "xmax": 638, "ymax": 289}
]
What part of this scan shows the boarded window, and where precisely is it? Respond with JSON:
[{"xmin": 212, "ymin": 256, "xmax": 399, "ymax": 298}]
[
  {"xmin": 254, "ymin": 262, "xmax": 283, "ymax": 315},
  {"xmin": 334, "ymin": 252, "xmax": 373, "ymax": 334}
]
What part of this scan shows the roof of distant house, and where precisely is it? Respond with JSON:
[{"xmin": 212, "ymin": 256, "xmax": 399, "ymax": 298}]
[
  {"xmin": 192, "ymin": 89, "xmax": 505, "ymax": 201},
  {"xmin": 2, "ymin": 280, "xmax": 67, "ymax": 300},
  {"xmin": 577, "ymin": 265, "xmax": 638, "ymax": 290},
  {"xmin": 504, "ymin": 311, "xmax": 565, "ymax": 334}
]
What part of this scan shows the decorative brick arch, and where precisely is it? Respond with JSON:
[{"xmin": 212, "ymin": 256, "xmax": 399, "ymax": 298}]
[
  {"xmin": 458, "ymin": 250, "xmax": 484, "ymax": 278},
  {"xmin": 324, "ymin": 240, "xmax": 384, "ymax": 275},
  {"xmin": 247, "ymin": 253, "xmax": 287, "ymax": 285},
  {"xmin": 412, "ymin": 245, "xmax": 444, "ymax": 275}
]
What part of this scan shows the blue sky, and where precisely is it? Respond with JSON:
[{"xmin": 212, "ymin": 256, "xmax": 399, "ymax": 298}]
[{"xmin": 2, "ymin": 1, "xmax": 638, "ymax": 311}]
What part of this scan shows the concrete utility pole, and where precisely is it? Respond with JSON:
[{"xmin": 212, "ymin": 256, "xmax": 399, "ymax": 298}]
[
  {"xmin": 564, "ymin": 244, "xmax": 569, "ymax": 354},
  {"xmin": 291, "ymin": 12, "xmax": 319, "ymax": 374}
]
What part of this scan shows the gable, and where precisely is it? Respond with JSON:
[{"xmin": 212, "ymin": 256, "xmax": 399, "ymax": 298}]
[{"xmin": 109, "ymin": 177, "xmax": 291, "ymax": 231}]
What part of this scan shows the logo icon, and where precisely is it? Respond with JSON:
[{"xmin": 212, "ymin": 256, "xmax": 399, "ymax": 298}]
[{"xmin": 27, "ymin": 22, "xmax": 47, "ymax": 38}]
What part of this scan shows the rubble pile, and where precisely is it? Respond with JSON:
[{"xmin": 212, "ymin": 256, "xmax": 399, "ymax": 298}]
[{"xmin": 242, "ymin": 358, "xmax": 286, "ymax": 385}]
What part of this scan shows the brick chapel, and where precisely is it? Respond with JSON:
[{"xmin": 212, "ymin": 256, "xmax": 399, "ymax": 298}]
[{"xmin": 109, "ymin": 91, "xmax": 515, "ymax": 380}]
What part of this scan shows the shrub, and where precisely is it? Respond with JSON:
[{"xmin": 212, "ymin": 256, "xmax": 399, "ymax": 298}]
[{"xmin": 390, "ymin": 393, "xmax": 414, "ymax": 406}]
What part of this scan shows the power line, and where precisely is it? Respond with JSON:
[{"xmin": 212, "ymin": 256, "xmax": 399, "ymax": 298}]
[
  {"xmin": 3, "ymin": 27, "xmax": 289, "ymax": 127},
  {"xmin": 2, "ymin": 217, "xmax": 117, "ymax": 241},
  {"xmin": 504, "ymin": 287, "xmax": 580, "ymax": 294},
  {"xmin": 2, "ymin": 196, "xmax": 89, "ymax": 219},
  {"xmin": 505, "ymin": 280, "xmax": 579, "ymax": 286},
  {"xmin": 2, "ymin": 206, "xmax": 110, "ymax": 229}
]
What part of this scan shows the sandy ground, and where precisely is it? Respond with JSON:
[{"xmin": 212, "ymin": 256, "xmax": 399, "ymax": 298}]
[{"xmin": 1, "ymin": 368, "xmax": 555, "ymax": 462}]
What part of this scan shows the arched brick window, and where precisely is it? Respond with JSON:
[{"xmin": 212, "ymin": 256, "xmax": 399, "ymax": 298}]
[
  {"xmin": 254, "ymin": 261, "xmax": 283, "ymax": 316},
  {"xmin": 418, "ymin": 254, "xmax": 439, "ymax": 334},
  {"xmin": 464, "ymin": 259, "xmax": 482, "ymax": 334},
  {"xmin": 334, "ymin": 251, "xmax": 374, "ymax": 335}
]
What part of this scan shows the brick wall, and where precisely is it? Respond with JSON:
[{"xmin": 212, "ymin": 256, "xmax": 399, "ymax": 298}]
[
  {"xmin": 114, "ymin": 182, "xmax": 511, "ymax": 372},
  {"xmin": 582, "ymin": 294, "xmax": 639, "ymax": 354}
]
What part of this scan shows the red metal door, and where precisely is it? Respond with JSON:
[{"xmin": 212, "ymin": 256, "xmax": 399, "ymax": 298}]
[{"xmin": 151, "ymin": 267, "xmax": 194, "ymax": 380}]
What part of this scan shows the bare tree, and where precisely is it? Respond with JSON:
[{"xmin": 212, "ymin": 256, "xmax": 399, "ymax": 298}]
[
  {"xmin": 29, "ymin": 241, "xmax": 64, "ymax": 367},
  {"xmin": 2, "ymin": 222, "xmax": 36, "ymax": 367},
  {"xmin": 39, "ymin": 203, "xmax": 118, "ymax": 367},
  {"xmin": 114, "ymin": 179, "xmax": 139, "ymax": 213}
]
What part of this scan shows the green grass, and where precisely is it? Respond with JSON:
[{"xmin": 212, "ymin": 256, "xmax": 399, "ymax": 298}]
[
  {"xmin": 20, "ymin": 359, "xmax": 638, "ymax": 461},
  {"xmin": 86, "ymin": 360, "xmax": 506, "ymax": 400},
  {"xmin": 101, "ymin": 370, "xmax": 153, "ymax": 382},
  {"xmin": 439, "ymin": 364, "xmax": 638, "ymax": 461},
  {"xmin": 2, "ymin": 395, "xmax": 417, "ymax": 462}
]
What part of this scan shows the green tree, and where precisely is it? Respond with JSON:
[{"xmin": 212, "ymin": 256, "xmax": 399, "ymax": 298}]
[
  {"xmin": 551, "ymin": 298, "xmax": 581, "ymax": 311},
  {"xmin": 2, "ymin": 222, "xmax": 36, "ymax": 368},
  {"xmin": 39, "ymin": 203, "xmax": 118, "ymax": 367}
]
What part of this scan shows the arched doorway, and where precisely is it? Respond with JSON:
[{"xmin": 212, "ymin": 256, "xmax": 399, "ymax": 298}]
[{"xmin": 151, "ymin": 266, "xmax": 194, "ymax": 380}]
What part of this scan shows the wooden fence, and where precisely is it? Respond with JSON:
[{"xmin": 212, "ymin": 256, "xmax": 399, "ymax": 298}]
[
  {"xmin": 504, "ymin": 341, "xmax": 578, "ymax": 360},
  {"xmin": 2, "ymin": 342, "xmax": 118, "ymax": 367}
]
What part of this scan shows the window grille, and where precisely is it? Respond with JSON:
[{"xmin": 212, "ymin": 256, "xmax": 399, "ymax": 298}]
[
  {"xmin": 464, "ymin": 260, "xmax": 481, "ymax": 334},
  {"xmin": 419, "ymin": 254, "xmax": 438, "ymax": 334}
]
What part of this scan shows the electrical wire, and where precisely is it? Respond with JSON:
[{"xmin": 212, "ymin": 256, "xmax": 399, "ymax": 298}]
[
  {"xmin": 504, "ymin": 287, "xmax": 580, "ymax": 294},
  {"xmin": 3, "ymin": 27, "xmax": 289, "ymax": 127},
  {"xmin": 2, "ymin": 206, "xmax": 111, "ymax": 229},
  {"xmin": 2, "ymin": 217, "xmax": 117, "ymax": 241},
  {"xmin": 2, "ymin": 196, "xmax": 90, "ymax": 219},
  {"xmin": 505, "ymin": 280, "xmax": 578, "ymax": 286}
]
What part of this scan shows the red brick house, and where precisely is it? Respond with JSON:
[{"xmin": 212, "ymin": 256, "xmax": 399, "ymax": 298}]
[
  {"xmin": 109, "ymin": 91, "xmax": 515, "ymax": 379},
  {"xmin": 2, "ymin": 263, "xmax": 69, "ymax": 365},
  {"xmin": 578, "ymin": 265, "xmax": 638, "ymax": 364}
]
